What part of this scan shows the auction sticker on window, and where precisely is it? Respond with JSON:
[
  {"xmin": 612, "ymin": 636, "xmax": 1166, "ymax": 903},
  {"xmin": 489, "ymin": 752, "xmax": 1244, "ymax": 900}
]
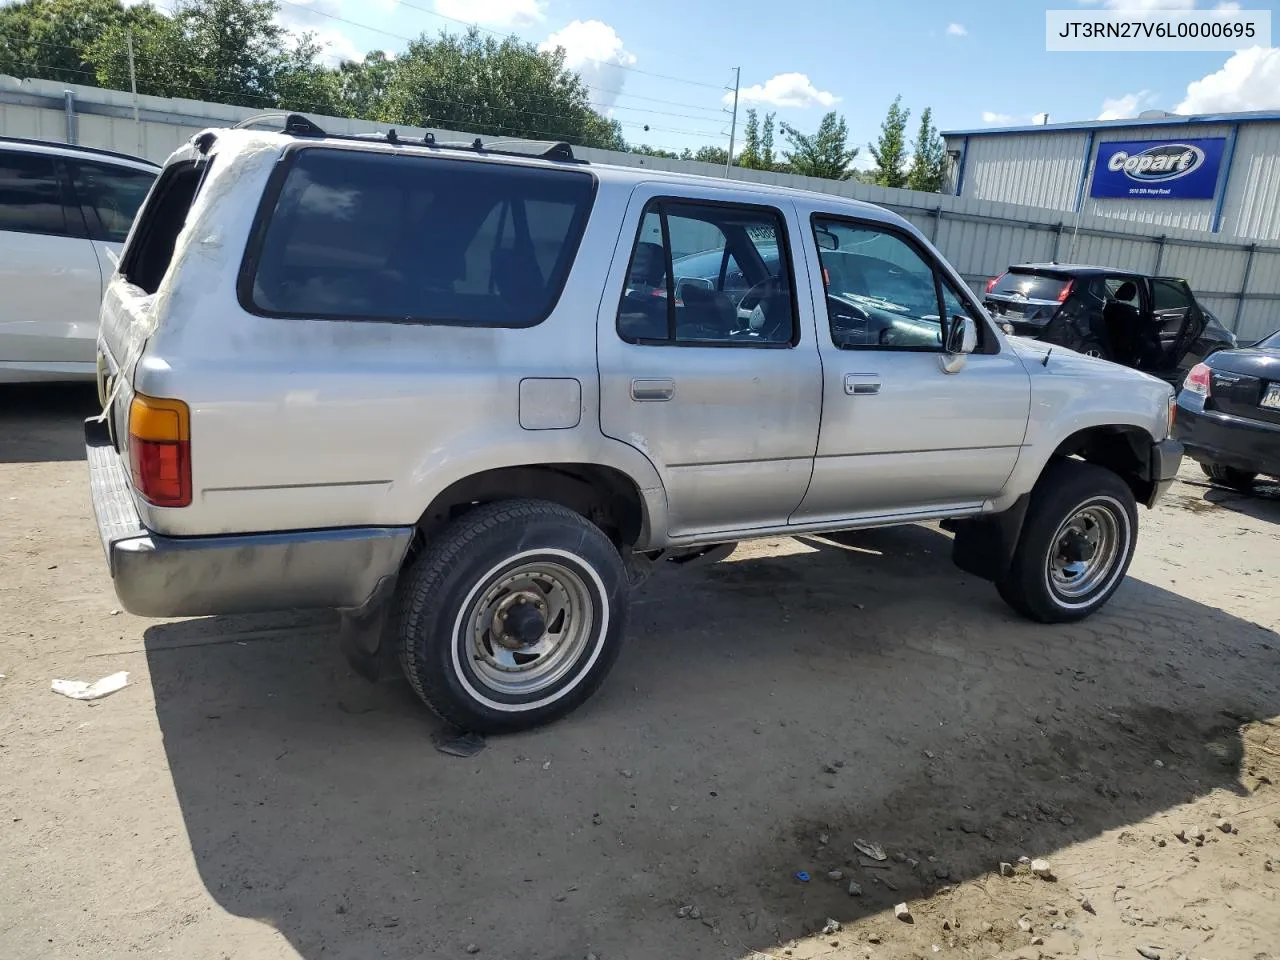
[{"xmin": 1046, "ymin": 9, "xmax": 1270, "ymax": 51}]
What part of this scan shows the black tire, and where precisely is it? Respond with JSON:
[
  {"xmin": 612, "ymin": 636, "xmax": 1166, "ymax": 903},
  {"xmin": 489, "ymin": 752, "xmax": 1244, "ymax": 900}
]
[
  {"xmin": 996, "ymin": 459, "xmax": 1138, "ymax": 623},
  {"xmin": 395, "ymin": 499, "xmax": 629, "ymax": 733},
  {"xmin": 1075, "ymin": 337, "xmax": 1111, "ymax": 361},
  {"xmin": 1204, "ymin": 462, "xmax": 1257, "ymax": 493}
]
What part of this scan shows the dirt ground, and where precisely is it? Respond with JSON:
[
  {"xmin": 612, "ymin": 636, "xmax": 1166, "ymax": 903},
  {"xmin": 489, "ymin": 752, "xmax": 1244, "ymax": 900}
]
[{"xmin": 2, "ymin": 383, "xmax": 1279, "ymax": 960}]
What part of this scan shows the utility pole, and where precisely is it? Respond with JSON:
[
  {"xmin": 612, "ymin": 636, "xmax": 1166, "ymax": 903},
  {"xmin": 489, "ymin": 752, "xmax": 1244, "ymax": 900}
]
[
  {"xmin": 724, "ymin": 66, "xmax": 740, "ymax": 179},
  {"xmin": 127, "ymin": 31, "xmax": 141, "ymax": 155}
]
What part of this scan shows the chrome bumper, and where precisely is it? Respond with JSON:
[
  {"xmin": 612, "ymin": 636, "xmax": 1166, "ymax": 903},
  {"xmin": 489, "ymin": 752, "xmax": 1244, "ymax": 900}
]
[{"xmin": 85, "ymin": 419, "xmax": 413, "ymax": 618}]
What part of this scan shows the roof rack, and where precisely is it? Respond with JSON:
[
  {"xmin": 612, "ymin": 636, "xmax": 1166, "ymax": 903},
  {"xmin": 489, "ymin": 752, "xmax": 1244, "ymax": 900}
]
[
  {"xmin": 0, "ymin": 134, "xmax": 160, "ymax": 168},
  {"xmin": 234, "ymin": 112, "xmax": 583, "ymax": 163}
]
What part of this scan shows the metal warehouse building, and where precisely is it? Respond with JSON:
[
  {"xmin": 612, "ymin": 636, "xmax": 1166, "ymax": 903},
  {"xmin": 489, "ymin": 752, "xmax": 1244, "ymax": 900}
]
[{"xmin": 943, "ymin": 110, "xmax": 1280, "ymax": 242}]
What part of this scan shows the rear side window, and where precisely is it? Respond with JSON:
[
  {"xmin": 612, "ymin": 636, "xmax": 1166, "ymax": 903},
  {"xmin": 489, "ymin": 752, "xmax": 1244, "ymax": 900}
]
[
  {"xmin": 120, "ymin": 160, "xmax": 210, "ymax": 294},
  {"xmin": 68, "ymin": 160, "xmax": 157, "ymax": 243},
  {"xmin": 0, "ymin": 149, "xmax": 72, "ymax": 237},
  {"xmin": 242, "ymin": 149, "xmax": 595, "ymax": 327},
  {"xmin": 1152, "ymin": 279, "xmax": 1194, "ymax": 312},
  {"xmin": 990, "ymin": 272, "xmax": 1072, "ymax": 302}
]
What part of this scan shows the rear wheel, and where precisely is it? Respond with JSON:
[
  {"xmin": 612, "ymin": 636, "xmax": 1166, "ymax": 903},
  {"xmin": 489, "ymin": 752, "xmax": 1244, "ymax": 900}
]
[
  {"xmin": 997, "ymin": 459, "xmax": 1137, "ymax": 623},
  {"xmin": 396, "ymin": 499, "xmax": 629, "ymax": 733},
  {"xmin": 1203, "ymin": 462, "xmax": 1257, "ymax": 493}
]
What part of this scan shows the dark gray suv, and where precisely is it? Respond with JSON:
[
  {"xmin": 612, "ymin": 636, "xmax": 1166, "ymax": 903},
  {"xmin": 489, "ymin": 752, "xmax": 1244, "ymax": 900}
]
[{"xmin": 983, "ymin": 263, "xmax": 1236, "ymax": 386}]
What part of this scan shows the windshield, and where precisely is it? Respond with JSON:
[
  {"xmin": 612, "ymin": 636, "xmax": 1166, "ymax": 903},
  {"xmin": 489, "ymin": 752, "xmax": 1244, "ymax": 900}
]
[
  {"xmin": 1257, "ymin": 329, "xmax": 1280, "ymax": 349},
  {"xmin": 990, "ymin": 271, "xmax": 1071, "ymax": 302}
]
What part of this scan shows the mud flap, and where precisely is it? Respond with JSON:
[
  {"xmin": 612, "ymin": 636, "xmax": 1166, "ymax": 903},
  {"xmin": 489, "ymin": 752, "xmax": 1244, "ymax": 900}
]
[
  {"xmin": 338, "ymin": 575, "xmax": 402, "ymax": 682},
  {"xmin": 951, "ymin": 494, "xmax": 1031, "ymax": 583}
]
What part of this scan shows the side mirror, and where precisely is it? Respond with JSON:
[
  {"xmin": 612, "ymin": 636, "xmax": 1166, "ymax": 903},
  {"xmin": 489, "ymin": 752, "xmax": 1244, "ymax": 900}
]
[{"xmin": 940, "ymin": 314, "xmax": 977, "ymax": 374}]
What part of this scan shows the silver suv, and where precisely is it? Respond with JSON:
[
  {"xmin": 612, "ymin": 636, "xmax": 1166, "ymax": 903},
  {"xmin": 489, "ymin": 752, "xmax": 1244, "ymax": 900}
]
[{"xmin": 86, "ymin": 117, "xmax": 1183, "ymax": 732}]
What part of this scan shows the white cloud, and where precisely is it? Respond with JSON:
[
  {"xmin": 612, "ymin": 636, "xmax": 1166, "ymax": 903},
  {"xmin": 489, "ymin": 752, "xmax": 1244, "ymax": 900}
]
[
  {"xmin": 1031, "ymin": 112, "xmax": 1051, "ymax": 125},
  {"xmin": 539, "ymin": 20, "xmax": 636, "ymax": 112},
  {"xmin": 272, "ymin": 0, "xmax": 403, "ymax": 65},
  {"xmin": 946, "ymin": 23, "xmax": 968, "ymax": 37},
  {"xmin": 728, "ymin": 73, "xmax": 840, "ymax": 109},
  {"xmin": 1176, "ymin": 46, "xmax": 1280, "ymax": 113},
  {"xmin": 435, "ymin": 0, "xmax": 546, "ymax": 28},
  {"xmin": 1097, "ymin": 90, "xmax": 1154, "ymax": 120},
  {"xmin": 982, "ymin": 111, "xmax": 1016, "ymax": 124}
]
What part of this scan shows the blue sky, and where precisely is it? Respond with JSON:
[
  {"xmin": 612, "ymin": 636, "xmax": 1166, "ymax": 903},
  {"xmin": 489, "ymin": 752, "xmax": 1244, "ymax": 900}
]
[{"xmin": 272, "ymin": 0, "xmax": 1280, "ymax": 161}]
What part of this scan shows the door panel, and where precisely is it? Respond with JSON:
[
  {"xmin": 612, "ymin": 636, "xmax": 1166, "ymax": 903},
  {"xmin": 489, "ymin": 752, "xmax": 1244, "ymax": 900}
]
[
  {"xmin": 597, "ymin": 187, "xmax": 823, "ymax": 539},
  {"xmin": 792, "ymin": 213, "xmax": 1030, "ymax": 521},
  {"xmin": 0, "ymin": 149, "xmax": 102, "ymax": 369},
  {"xmin": 0, "ymin": 229, "xmax": 102, "ymax": 366}
]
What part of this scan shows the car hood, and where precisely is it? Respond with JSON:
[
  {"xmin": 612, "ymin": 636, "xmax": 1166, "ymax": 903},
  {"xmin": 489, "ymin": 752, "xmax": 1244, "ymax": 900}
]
[{"xmin": 1006, "ymin": 336, "xmax": 1171, "ymax": 387}]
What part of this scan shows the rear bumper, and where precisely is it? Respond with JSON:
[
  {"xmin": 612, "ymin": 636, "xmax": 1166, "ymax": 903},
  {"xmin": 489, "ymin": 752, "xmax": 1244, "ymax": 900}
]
[
  {"xmin": 1146, "ymin": 437, "xmax": 1184, "ymax": 506},
  {"xmin": 85, "ymin": 419, "xmax": 413, "ymax": 618},
  {"xmin": 1174, "ymin": 401, "xmax": 1280, "ymax": 478}
]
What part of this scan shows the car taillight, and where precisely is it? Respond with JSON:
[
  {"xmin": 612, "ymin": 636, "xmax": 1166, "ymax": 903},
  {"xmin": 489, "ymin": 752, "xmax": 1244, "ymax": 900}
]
[
  {"xmin": 985, "ymin": 272, "xmax": 1006, "ymax": 294},
  {"xmin": 1056, "ymin": 279, "xmax": 1075, "ymax": 303},
  {"xmin": 128, "ymin": 393, "xmax": 191, "ymax": 508},
  {"xmin": 1183, "ymin": 362, "xmax": 1212, "ymax": 397}
]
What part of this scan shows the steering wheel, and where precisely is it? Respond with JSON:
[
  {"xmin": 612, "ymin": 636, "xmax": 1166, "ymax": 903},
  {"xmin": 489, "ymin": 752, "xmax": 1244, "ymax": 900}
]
[{"xmin": 736, "ymin": 277, "xmax": 791, "ymax": 341}]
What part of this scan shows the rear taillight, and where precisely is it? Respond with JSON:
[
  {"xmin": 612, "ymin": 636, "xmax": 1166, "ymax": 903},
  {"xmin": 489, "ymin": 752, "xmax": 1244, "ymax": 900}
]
[
  {"xmin": 1183, "ymin": 362, "xmax": 1212, "ymax": 397},
  {"xmin": 128, "ymin": 393, "xmax": 191, "ymax": 508},
  {"xmin": 1056, "ymin": 279, "xmax": 1075, "ymax": 303},
  {"xmin": 985, "ymin": 272, "xmax": 1006, "ymax": 294}
]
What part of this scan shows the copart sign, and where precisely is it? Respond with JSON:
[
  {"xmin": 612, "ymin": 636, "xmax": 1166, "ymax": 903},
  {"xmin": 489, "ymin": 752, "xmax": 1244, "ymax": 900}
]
[{"xmin": 1090, "ymin": 138, "xmax": 1225, "ymax": 199}]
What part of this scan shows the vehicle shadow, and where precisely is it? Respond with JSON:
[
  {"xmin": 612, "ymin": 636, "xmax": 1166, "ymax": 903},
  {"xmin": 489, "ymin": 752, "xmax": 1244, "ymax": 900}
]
[
  {"xmin": 1169, "ymin": 475, "xmax": 1280, "ymax": 525},
  {"xmin": 0, "ymin": 383, "xmax": 98, "ymax": 464},
  {"xmin": 143, "ymin": 525, "xmax": 1280, "ymax": 960}
]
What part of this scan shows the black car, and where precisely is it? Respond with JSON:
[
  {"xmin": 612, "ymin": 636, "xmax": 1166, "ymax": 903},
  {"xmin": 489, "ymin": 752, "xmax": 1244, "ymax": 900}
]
[
  {"xmin": 984, "ymin": 263, "xmax": 1237, "ymax": 386},
  {"xmin": 1175, "ymin": 328, "xmax": 1280, "ymax": 491}
]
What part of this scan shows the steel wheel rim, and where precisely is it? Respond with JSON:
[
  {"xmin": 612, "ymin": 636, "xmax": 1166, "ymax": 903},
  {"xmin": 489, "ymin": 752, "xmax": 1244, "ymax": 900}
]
[
  {"xmin": 1083, "ymin": 347, "xmax": 1104, "ymax": 358},
  {"xmin": 1047, "ymin": 503, "xmax": 1122, "ymax": 600},
  {"xmin": 464, "ymin": 559, "xmax": 595, "ymax": 698}
]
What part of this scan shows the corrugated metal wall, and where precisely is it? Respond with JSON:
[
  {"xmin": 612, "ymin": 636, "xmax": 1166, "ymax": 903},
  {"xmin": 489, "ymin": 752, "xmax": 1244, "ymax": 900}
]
[
  {"xmin": 960, "ymin": 132, "xmax": 1088, "ymax": 211},
  {"xmin": 947, "ymin": 120, "xmax": 1280, "ymax": 242},
  {"xmin": 1223, "ymin": 123, "xmax": 1280, "ymax": 242},
  {"xmin": 3, "ymin": 74, "xmax": 1277, "ymax": 342}
]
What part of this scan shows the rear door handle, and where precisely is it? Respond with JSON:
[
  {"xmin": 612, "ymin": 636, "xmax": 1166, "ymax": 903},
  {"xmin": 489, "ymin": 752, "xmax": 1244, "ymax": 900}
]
[
  {"xmin": 631, "ymin": 378, "xmax": 675, "ymax": 402},
  {"xmin": 844, "ymin": 374, "xmax": 881, "ymax": 396}
]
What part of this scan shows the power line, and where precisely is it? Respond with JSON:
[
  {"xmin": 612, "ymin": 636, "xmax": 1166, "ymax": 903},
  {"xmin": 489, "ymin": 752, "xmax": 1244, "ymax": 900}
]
[
  {"xmin": 3, "ymin": 59, "xmax": 725, "ymax": 140},
  {"xmin": 7, "ymin": 26, "xmax": 730, "ymax": 117},
  {"xmin": 383, "ymin": 0, "xmax": 726, "ymax": 90}
]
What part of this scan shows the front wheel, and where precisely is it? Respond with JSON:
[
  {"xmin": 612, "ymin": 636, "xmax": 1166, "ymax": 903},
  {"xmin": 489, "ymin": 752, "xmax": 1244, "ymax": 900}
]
[
  {"xmin": 396, "ymin": 499, "xmax": 630, "ymax": 733},
  {"xmin": 997, "ymin": 459, "xmax": 1138, "ymax": 623}
]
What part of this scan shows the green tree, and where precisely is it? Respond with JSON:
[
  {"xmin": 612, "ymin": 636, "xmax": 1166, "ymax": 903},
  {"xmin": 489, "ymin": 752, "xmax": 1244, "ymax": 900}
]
[
  {"xmin": 906, "ymin": 106, "xmax": 947, "ymax": 193},
  {"xmin": 736, "ymin": 108, "xmax": 779, "ymax": 171},
  {"xmin": 382, "ymin": 29, "xmax": 625, "ymax": 149},
  {"xmin": 0, "ymin": 0, "xmax": 131, "ymax": 86},
  {"xmin": 682, "ymin": 144, "xmax": 728, "ymax": 165},
  {"xmin": 632, "ymin": 144, "xmax": 680, "ymax": 159},
  {"xmin": 779, "ymin": 111, "xmax": 859, "ymax": 180},
  {"xmin": 333, "ymin": 51, "xmax": 395, "ymax": 120},
  {"xmin": 868, "ymin": 95, "xmax": 911, "ymax": 188}
]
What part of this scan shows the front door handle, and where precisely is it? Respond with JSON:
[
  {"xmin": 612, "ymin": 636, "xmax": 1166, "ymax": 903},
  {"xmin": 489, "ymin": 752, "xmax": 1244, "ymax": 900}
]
[
  {"xmin": 631, "ymin": 378, "xmax": 675, "ymax": 402},
  {"xmin": 844, "ymin": 374, "xmax": 881, "ymax": 396}
]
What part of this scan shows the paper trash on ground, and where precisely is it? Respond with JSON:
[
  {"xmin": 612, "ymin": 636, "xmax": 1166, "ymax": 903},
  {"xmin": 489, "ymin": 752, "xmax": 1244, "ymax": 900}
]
[{"xmin": 51, "ymin": 672, "xmax": 129, "ymax": 701}]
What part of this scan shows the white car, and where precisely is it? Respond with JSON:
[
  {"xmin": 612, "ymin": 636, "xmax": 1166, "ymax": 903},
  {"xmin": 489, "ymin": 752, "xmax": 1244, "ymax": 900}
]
[{"xmin": 0, "ymin": 137, "xmax": 157, "ymax": 383}]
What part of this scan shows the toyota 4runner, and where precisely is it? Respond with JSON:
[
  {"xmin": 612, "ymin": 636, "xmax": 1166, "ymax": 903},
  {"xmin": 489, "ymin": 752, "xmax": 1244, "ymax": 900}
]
[{"xmin": 86, "ymin": 117, "xmax": 1183, "ymax": 732}]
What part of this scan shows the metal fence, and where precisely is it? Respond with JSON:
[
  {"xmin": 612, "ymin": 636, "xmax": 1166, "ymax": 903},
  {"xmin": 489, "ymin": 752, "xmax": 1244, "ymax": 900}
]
[{"xmin": 3, "ymin": 73, "xmax": 1278, "ymax": 342}]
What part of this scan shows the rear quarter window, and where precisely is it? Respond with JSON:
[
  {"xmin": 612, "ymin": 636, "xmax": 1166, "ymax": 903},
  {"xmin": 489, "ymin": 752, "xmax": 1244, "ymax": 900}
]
[{"xmin": 240, "ymin": 148, "xmax": 596, "ymax": 327}]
